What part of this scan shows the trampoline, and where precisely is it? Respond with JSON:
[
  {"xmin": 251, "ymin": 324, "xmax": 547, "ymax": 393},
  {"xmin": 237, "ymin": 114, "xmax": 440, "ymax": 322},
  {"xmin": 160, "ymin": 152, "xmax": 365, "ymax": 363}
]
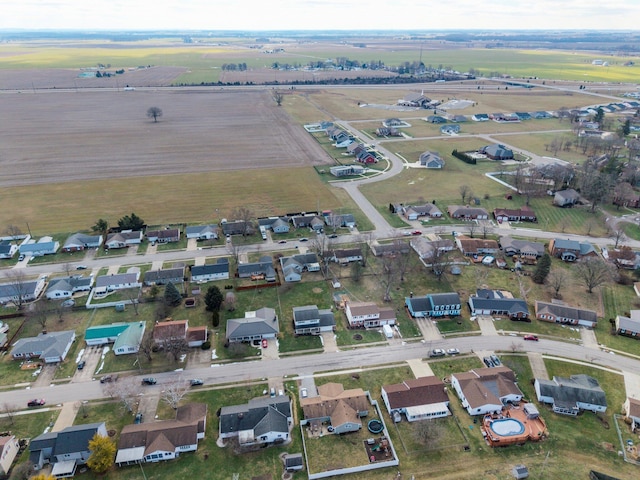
[{"xmin": 367, "ymin": 419, "xmax": 383, "ymax": 434}]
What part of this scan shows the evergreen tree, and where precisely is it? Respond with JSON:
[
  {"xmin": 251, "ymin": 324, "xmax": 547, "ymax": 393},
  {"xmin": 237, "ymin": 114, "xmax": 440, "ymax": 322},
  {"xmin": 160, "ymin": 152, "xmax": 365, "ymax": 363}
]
[
  {"xmin": 87, "ymin": 434, "xmax": 116, "ymax": 475},
  {"xmin": 204, "ymin": 285, "xmax": 224, "ymax": 312},
  {"xmin": 164, "ymin": 282, "xmax": 182, "ymax": 307},
  {"xmin": 532, "ymin": 253, "xmax": 552, "ymax": 284}
]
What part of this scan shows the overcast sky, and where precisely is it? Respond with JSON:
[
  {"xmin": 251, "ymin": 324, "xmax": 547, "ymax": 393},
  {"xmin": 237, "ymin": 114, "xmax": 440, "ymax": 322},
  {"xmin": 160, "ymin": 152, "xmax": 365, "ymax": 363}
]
[{"xmin": 2, "ymin": 0, "xmax": 639, "ymax": 31}]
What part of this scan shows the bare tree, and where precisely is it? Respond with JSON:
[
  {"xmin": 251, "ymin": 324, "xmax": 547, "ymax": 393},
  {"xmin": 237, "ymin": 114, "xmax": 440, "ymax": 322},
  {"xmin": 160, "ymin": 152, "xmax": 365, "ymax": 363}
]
[
  {"xmin": 376, "ymin": 255, "xmax": 398, "ymax": 302},
  {"xmin": 583, "ymin": 218, "xmax": 599, "ymax": 236},
  {"xmin": 104, "ymin": 377, "xmax": 142, "ymax": 413},
  {"xmin": 27, "ymin": 300, "xmax": 49, "ymax": 330},
  {"xmin": 161, "ymin": 337, "xmax": 189, "ymax": 363},
  {"xmin": 559, "ymin": 216, "xmax": 571, "ymax": 233},
  {"xmin": 2, "ymin": 402, "xmax": 17, "ymax": 425},
  {"xmin": 224, "ymin": 291, "xmax": 236, "ymax": 312},
  {"xmin": 430, "ymin": 244, "xmax": 449, "ymax": 282},
  {"xmin": 61, "ymin": 262, "xmax": 74, "ymax": 278},
  {"xmin": 393, "ymin": 239, "xmax": 414, "ymax": 282},
  {"xmin": 414, "ymin": 419, "xmax": 444, "ymax": 448},
  {"xmin": 580, "ymin": 161, "xmax": 614, "ymax": 213},
  {"xmin": 479, "ymin": 221, "xmax": 493, "ymax": 239},
  {"xmin": 509, "ymin": 341, "xmax": 523, "ymax": 353},
  {"xmin": 573, "ymin": 257, "xmax": 615, "ymax": 293},
  {"xmin": 459, "ymin": 184, "xmax": 471, "ymax": 203},
  {"xmin": 546, "ymin": 268, "xmax": 569, "ymax": 298},
  {"xmin": 465, "ymin": 221, "xmax": 478, "ymax": 238},
  {"xmin": 4, "ymin": 270, "xmax": 29, "ymax": 309},
  {"xmin": 138, "ymin": 330, "xmax": 155, "ymax": 363},
  {"xmin": 160, "ymin": 378, "xmax": 190, "ymax": 410},
  {"xmin": 5, "ymin": 224, "xmax": 23, "ymax": 240},
  {"xmin": 358, "ymin": 232, "xmax": 373, "ymax": 268},
  {"xmin": 232, "ymin": 207, "xmax": 255, "ymax": 237},
  {"xmin": 227, "ymin": 240, "xmax": 243, "ymax": 267},
  {"xmin": 125, "ymin": 288, "xmax": 141, "ymax": 315},
  {"xmin": 273, "ymin": 90, "xmax": 283, "ymax": 106},
  {"xmin": 610, "ymin": 227, "xmax": 626, "ymax": 249},
  {"xmin": 146, "ymin": 106, "xmax": 163, "ymax": 123}
]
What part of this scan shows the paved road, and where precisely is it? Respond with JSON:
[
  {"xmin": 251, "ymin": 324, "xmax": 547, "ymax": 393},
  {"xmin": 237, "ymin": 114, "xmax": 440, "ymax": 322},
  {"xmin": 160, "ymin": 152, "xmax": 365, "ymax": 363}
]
[{"xmin": 2, "ymin": 335, "xmax": 636, "ymax": 407}]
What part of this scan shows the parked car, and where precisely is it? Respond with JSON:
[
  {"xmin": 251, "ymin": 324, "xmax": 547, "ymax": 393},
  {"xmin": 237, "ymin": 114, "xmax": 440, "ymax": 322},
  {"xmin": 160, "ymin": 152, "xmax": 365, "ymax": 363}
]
[
  {"xmin": 446, "ymin": 348, "xmax": 460, "ymax": 355},
  {"xmin": 190, "ymin": 379, "xmax": 204, "ymax": 386},
  {"xmin": 27, "ymin": 399, "xmax": 45, "ymax": 407},
  {"xmin": 300, "ymin": 388, "xmax": 308, "ymax": 398},
  {"xmin": 411, "ymin": 230, "xmax": 422, "ymax": 235},
  {"xmin": 76, "ymin": 265, "xmax": 88, "ymax": 270},
  {"xmin": 328, "ymin": 234, "xmax": 338, "ymax": 239},
  {"xmin": 491, "ymin": 355, "xmax": 501, "ymax": 366},
  {"xmin": 430, "ymin": 349, "xmax": 446, "ymax": 358},
  {"xmin": 77, "ymin": 360, "xmax": 86, "ymax": 370},
  {"xmin": 523, "ymin": 335, "xmax": 539, "ymax": 341},
  {"xmin": 261, "ymin": 339, "xmax": 268, "ymax": 349},
  {"xmin": 141, "ymin": 377, "xmax": 157, "ymax": 385},
  {"xmin": 402, "ymin": 231, "xmax": 412, "ymax": 236},
  {"xmin": 299, "ymin": 238, "xmax": 309, "ymax": 242},
  {"xmin": 18, "ymin": 254, "xmax": 25, "ymax": 261},
  {"xmin": 100, "ymin": 375, "xmax": 113, "ymax": 383},
  {"xmin": 134, "ymin": 413, "xmax": 143, "ymax": 424},
  {"xmin": 270, "ymin": 387, "xmax": 276, "ymax": 397},
  {"xmin": 483, "ymin": 356, "xmax": 495, "ymax": 368}
]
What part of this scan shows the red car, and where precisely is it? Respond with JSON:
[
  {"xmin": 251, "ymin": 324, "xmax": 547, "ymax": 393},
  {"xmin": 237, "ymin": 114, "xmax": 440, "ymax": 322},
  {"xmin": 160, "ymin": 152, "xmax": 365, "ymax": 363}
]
[
  {"xmin": 27, "ymin": 399, "xmax": 46, "ymax": 407},
  {"xmin": 523, "ymin": 335, "xmax": 539, "ymax": 341},
  {"xmin": 261, "ymin": 339, "xmax": 268, "ymax": 349},
  {"xmin": 411, "ymin": 230, "xmax": 422, "ymax": 235}
]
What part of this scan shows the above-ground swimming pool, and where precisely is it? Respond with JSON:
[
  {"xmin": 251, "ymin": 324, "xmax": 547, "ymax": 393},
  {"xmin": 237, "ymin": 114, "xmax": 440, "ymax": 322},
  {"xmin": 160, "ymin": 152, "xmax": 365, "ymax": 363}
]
[{"xmin": 489, "ymin": 418, "xmax": 525, "ymax": 436}]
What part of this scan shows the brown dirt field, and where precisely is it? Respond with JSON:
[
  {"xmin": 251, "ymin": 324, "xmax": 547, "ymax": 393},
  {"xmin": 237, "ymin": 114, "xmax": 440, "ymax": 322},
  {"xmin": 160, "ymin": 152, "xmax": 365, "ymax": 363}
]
[{"xmin": 0, "ymin": 88, "xmax": 332, "ymax": 188}]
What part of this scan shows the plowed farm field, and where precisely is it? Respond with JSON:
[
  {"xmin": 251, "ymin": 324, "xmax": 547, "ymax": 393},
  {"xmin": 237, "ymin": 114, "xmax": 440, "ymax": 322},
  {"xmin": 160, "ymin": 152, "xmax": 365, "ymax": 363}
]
[{"xmin": 0, "ymin": 88, "xmax": 333, "ymax": 188}]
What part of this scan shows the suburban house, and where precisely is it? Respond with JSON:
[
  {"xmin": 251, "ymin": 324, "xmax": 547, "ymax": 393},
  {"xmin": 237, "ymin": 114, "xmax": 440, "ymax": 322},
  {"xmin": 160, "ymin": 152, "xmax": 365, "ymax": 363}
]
[
  {"xmin": 455, "ymin": 236, "xmax": 499, "ymax": 256},
  {"xmin": 468, "ymin": 289, "xmax": 529, "ymax": 320},
  {"xmin": 624, "ymin": 397, "xmax": 640, "ymax": 432},
  {"xmin": 499, "ymin": 236, "xmax": 545, "ymax": 258},
  {"xmin": 427, "ymin": 115, "xmax": 447, "ymax": 124},
  {"xmin": 330, "ymin": 164, "xmax": 365, "ymax": 177},
  {"xmin": 61, "ymin": 233, "xmax": 103, "ymax": 252},
  {"xmin": 143, "ymin": 267, "xmax": 184, "ymax": 286},
  {"xmin": 405, "ymin": 292, "xmax": 461, "ymax": 318},
  {"xmin": 0, "ymin": 241, "xmax": 18, "ymax": 259},
  {"xmin": 410, "ymin": 237, "xmax": 454, "ymax": 262},
  {"xmin": 447, "ymin": 205, "xmax": 489, "ymax": 220},
  {"xmin": 29, "ymin": 422, "xmax": 108, "ymax": 476},
  {"xmin": 553, "ymin": 189, "xmax": 580, "ymax": 207},
  {"xmin": 441, "ymin": 124, "xmax": 461, "ymax": 135},
  {"xmin": 221, "ymin": 220, "xmax": 253, "ymax": 237},
  {"xmin": 219, "ymin": 396, "xmax": 292, "ymax": 447},
  {"xmin": 11, "ymin": 330, "xmax": 76, "ymax": 363},
  {"xmin": 185, "ymin": 224, "xmax": 219, "ymax": 240},
  {"xmin": 534, "ymin": 375, "xmax": 607, "ymax": 416},
  {"xmin": 153, "ymin": 319, "xmax": 188, "ymax": 344},
  {"xmin": 327, "ymin": 248, "xmax": 363, "ymax": 265},
  {"xmin": 146, "ymin": 228, "xmax": 180, "ymax": 244},
  {"xmin": 280, "ymin": 253, "xmax": 321, "ymax": 282},
  {"xmin": 345, "ymin": 301, "xmax": 396, "ymax": 328},
  {"xmin": 237, "ymin": 256, "xmax": 275, "ymax": 282},
  {"xmin": 370, "ymin": 240, "xmax": 411, "ymax": 257},
  {"xmin": 19, "ymin": 237, "xmax": 59, "ymax": 257},
  {"xmin": 105, "ymin": 230, "xmax": 143, "ymax": 249},
  {"xmin": 493, "ymin": 207, "xmax": 537, "ymax": 223},
  {"xmin": 116, "ymin": 403, "xmax": 207, "ymax": 466},
  {"xmin": 323, "ymin": 212, "xmax": 356, "ymax": 229},
  {"xmin": 451, "ymin": 367, "xmax": 523, "ymax": 416},
  {"xmin": 548, "ymin": 238, "xmax": 597, "ymax": 262},
  {"xmin": 0, "ymin": 278, "xmax": 46, "ymax": 305},
  {"xmin": 535, "ymin": 300, "xmax": 598, "ymax": 328},
  {"xmin": 84, "ymin": 322, "xmax": 146, "ymax": 355},
  {"xmin": 258, "ymin": 217, "xmax": 290, "ymax": 234},
  {"xmin": 419, "ymin": 151, "xmax": 445, "ymax": 168},
  {"xmin": 291, "ymin": 214, "xmax": 325, "ymax": 231},
  {"xmin": 293, "ymin": 305, "xmax": 336, "ymax": 335},
  {"xmin": 186, "ymin": 326, "xmax": 208, "ymax": 347},
  {"xmin": 381, "ymin": 376, "xmax": 450, "ymax": 422},
  {"xmin": 479, "ymin": 144, "xmax": 514, "ymax": 160},
  {"xmin": 401, "ymin": 203, "xmax": 443, "ymax": 220},
  {"xmin": 191, "ymin": 258, "xmax": 230, "ymax": 282},
  {"xmin": 0, "ymin": 435, "xmax": 20, "ymax": 477},
  {"xmin": 226, "ymin": 307, "xmax": 279, "ymax": 343},
  {"xmin": 94, "ymin": 272, "xmax": 141, "ymax": 294},
  {"xmin": 45, "ymin": 275, "xmax": 93, "ymax": 299},
  {"xmin": 383, "ymin": 118, "xmax": 406, "ymax": 127},
  {"xmin": 472, "ymin": 113, "xmax": 490, "ymax": 121},
  {"xmin": 301, "ymin": 383, "xmax": 370, "ymax": 434},
  {"xmin": 375, "ymin": 126, "xmax": 401, "ymax": 137},
  {"xmin": 615, "ymin": 311, "xmax": 640, "ymax": 339}
]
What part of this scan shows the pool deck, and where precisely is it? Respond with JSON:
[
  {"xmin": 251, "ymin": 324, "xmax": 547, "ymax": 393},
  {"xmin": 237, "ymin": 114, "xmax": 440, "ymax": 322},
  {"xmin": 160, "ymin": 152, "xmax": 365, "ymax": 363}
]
[{"xmin": 481, "ymin": 404, "xmax": 547, "ymax": 447}]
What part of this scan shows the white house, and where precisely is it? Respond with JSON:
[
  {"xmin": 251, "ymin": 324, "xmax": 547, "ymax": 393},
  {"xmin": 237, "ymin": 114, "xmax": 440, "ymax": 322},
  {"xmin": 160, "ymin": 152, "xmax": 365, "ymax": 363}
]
[
  {"xmin": 11, "ymin": 330, "xmax": 76, "ymax": 363},
  {"xmin": 534, "ymin": 375, "xmax": 607, "ymax": 416},
  {"xmin": 345, "ymin": 301, "xmax": 396, "ymax": 328},
  {"xmin": 105, "ymin": 231, "xmax": 143, "ymax": 249},
  {"xmin": 45, "ymin": 275, "xmax": 93, "ymax": 299},
  {"xmin": 219, "ymin": 396, "xmax": 292, "ymax": 446},
  {"xmin": 190, "ymin": 259, "xmax": 229, "ymax": 282},
  {"xmin": 185, "ymin": 224, "xmax": 219, "ymax": 240},
  {"xmin": 0, "ymin": 241, "xmax": 18, "ymax": 259},
  {"xmin": 94, "ymin": 272, "xmax": 141, "ymax": 294},
  {"xmin": 381, "ymin": 376, "xmax": 450, "ymax": 422},
  {"xmin": 0, "ymin": 278, "xmax": 46, "ymax": 305},
  {"xmin": 451, "ymin": 367, "xmax": 523, "ymax": 416}
]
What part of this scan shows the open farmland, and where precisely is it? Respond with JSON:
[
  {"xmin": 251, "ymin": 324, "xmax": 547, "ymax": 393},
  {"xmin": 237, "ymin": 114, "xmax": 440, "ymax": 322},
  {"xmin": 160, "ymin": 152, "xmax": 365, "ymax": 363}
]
[{"xmin": 0, "ymin": 88, "xmax": 332, "ymax": 188}]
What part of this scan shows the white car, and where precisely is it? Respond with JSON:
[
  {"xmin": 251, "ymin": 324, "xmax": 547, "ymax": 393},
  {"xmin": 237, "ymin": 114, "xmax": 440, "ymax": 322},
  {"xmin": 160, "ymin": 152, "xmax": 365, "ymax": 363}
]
[
  {"xmin": 430, "ymin": 349, "xmax": 446, "ymax": 358},
  {"xmin": 446, "ymin": 348, "xmax": 460, "ymax": 355}
]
